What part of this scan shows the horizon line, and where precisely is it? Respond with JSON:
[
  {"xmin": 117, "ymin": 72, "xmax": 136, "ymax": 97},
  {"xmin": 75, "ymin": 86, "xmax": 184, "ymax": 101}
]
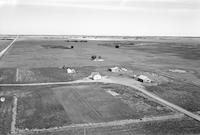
[{"xmin": 0, "ymin": 34, "xmax": 200, "ymax": 38}]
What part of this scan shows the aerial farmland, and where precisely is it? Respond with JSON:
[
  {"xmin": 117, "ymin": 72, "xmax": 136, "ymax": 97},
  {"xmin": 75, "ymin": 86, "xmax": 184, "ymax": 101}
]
[{"xmin": 0, "ymin": 35, "xmax": 200, "ymax": 135}]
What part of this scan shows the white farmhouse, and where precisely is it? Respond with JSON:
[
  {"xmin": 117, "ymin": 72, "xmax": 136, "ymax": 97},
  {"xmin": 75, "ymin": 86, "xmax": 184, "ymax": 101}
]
[
  {"xmin": 90, "ymin": 72, "xmax": 102, "ymax": 80},
  {"xmin": 66, "ymin": 68, "xmax": 75, "ymax": 74}
]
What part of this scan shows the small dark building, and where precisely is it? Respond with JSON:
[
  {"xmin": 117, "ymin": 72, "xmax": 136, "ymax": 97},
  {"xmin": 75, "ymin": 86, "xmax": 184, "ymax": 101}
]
[
  {"xmin": 137, "ymin": 78, "xmax": 144, "ymax": 82},
  {"xmin": 115, "ymin": 45, "xmax": 120, "ymax": 48},
  {"xmin": 91, "ymin": 55, "xmax": 97, "ymax": 60}
]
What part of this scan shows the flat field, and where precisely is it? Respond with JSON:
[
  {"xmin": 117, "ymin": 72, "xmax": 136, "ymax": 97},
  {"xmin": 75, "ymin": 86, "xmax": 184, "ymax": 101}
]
[
  {"xmin": 15, "ymin": 83, "xmax": 172, "ymax": 130},
  {"xmin": 0, "ymin": 39, "xmax": 12, "ymax": 51},
  {"xmin": 0, "ymin": 36, "xmax": 200, "ymax": 134},
  {"xmin": 16, "ymin": 87, "xmax": 71, "ymax": 130},
  {"xmin": 146, "ymin": 82, "xmax": 200, "ymax": 111},
  {"xmin": 0, "ymin": 95, "xmax": 13, "ymax": 135}
]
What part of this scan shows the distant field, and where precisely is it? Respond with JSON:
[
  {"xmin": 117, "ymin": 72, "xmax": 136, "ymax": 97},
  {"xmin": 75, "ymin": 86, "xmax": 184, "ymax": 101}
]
[
  {"xmin": 1, "ymin": 37, "xmax": 199, "ymax": 77},
  {"xmin": 0, "ymin": 39, "xmax": 111, "ymax": 68},
  {"xmin": 1, "ymin": 37, "xmax": 199, "ymax": 85},
  {"xmin": 0, "ymin": 39, "xmax": 12, "ymax": 52},
  {"xmin": 99, "ymin": 40, "xmax": 200, "ymax": 60},
  {"xmin": 0, "ymin": 39, "xmax": 138, "ymax": 68},
  {"xmin": 130, "ymin": 42, "xmax": 200, "ymax": 60}
]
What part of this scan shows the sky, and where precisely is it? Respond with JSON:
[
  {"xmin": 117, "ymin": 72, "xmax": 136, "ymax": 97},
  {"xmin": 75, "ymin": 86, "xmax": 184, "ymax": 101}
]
[{"xmin": 0, "ymin": 0, "xmax": 200, "ymax": 36}]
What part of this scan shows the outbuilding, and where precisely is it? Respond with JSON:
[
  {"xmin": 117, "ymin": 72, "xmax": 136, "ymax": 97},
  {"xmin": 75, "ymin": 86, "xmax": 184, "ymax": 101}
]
[
  {"xmin": 108, "ymin": 67, "xmax": 128, "ymax": 72},
  {"xmin": 137, "ymin": 75, "xmax": 151, "ymax": 83},
  {"xmin": 108, "ymin": 67, "xmax": 121, "ymax": 72},
  {"xmin": 66, "ymin": 68, "xmax": 76, "ymax": 74},
  {"xmin": 0, "ymin": 97, "xmax": 5, "ymax": 102},
  {"xmin": 90, "ymin": 72, "xmax": 102, "ymax": 80},
  {"xmin": 91, "ymin": 55, "xmax": 104, "ymax": 61},
  {"xmin": 91, "ymin": 55, "xmax": 97, "ymax": 60}
]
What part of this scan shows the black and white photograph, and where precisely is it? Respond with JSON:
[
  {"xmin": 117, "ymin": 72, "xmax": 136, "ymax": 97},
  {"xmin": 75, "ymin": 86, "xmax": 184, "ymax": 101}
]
[{"xmin": 0, "ymin": 0, "xmax": 200, "ymax": 134}]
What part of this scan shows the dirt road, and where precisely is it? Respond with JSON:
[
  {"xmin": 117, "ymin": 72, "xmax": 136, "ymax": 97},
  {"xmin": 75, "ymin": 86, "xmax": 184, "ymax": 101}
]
[{"xmin": 0, "ymin": 36, "xmax": 18, "ymax": 59}]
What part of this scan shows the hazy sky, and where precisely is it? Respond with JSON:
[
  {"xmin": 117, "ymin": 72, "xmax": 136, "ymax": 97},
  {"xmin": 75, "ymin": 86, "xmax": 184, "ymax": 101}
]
[{"xmin": 0, "ymin": 0, "xmax": 200, "ymax": 36}]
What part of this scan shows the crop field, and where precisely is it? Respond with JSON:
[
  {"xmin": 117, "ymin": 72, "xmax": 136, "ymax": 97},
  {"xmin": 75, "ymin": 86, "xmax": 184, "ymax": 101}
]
[
  {"xmin": 0, "ymin": 68, "xmax": 16, "ymax": 83},
  {"xmin": 0, "ymin": 39, "xmax": 13, "ymax": 51},
  {"xmin": 0, "ymin": 36, "xmax": 200, "ymax": 134},
  {"xmin": 16, "ymin": 87, "xmax": 71, "ymax": 130},
  {"xmin": 0, "ymin": 96, "xmax": 13, "ymax": 135},
  {"xmin": 146, "ymin": 82, "xmax": 200, "ymax": 111},
  {"xmin": 15, "ymin": 83, "xmax": 172, "ymax": 131},
  {"xmin": 0, "ymin": 66, "xmax": 96, "ymax": 83},
  {"xmin": 0, "ymin": 38, "xmax": 138, "ymax": 68},
  {"xmin": 99, "ymin": 39, "xmax": 200, "ymax": 60}
]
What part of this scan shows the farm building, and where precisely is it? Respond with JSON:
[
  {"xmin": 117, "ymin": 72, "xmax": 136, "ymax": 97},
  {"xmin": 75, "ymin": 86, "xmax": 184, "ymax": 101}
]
[
  {"xmin": 66, "ymin": 68, "xmax": 75, "ymax": 74},
  {"xmin": 91, "ymin": 55, "xmax": 97, "ymax": 60},
  {"xmin": 121, "ymin": 68, "xmax": 128, "ymax": 72},
  {"xmin": 0, "ymin": 97, "xmax": 5, "ymax": 102},
  {"xmin": 90, "ymin": 72, "xmax": 102, "ymax": 80},
  {"xmin": 91, "ymin": 55, "xmax": 104, "ymax": 61},
  {"xmin": 108, "ymin": 67, "xmax": 128, "ymax": 72},
  {"xmin": 108, "ymin": 67, "xmax": 121, "ymax": 72},
  {"xmin": 137, "ymin": 75, "xmax": 152, "ymax": 83},
  {"xmin": 61, "ymin": 66, "xmax": 76, "ymax": 73}
]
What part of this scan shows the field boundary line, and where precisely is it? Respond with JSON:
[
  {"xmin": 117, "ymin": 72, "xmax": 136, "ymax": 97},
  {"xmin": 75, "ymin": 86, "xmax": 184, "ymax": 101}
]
[
  {"xmin": 16, "ymin": 68, "xmax": 19, "ymax": 82},
  {"xmin": 0, "ymin": 35, "xmax": 18, "ymax": 59},
  {"xmin": 16, "ymin": 113, "xmax": 187, "ymax": 134},
  {"xmin": 11, "ymin": 95, "xmax": 18, "ymax": 134}
]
